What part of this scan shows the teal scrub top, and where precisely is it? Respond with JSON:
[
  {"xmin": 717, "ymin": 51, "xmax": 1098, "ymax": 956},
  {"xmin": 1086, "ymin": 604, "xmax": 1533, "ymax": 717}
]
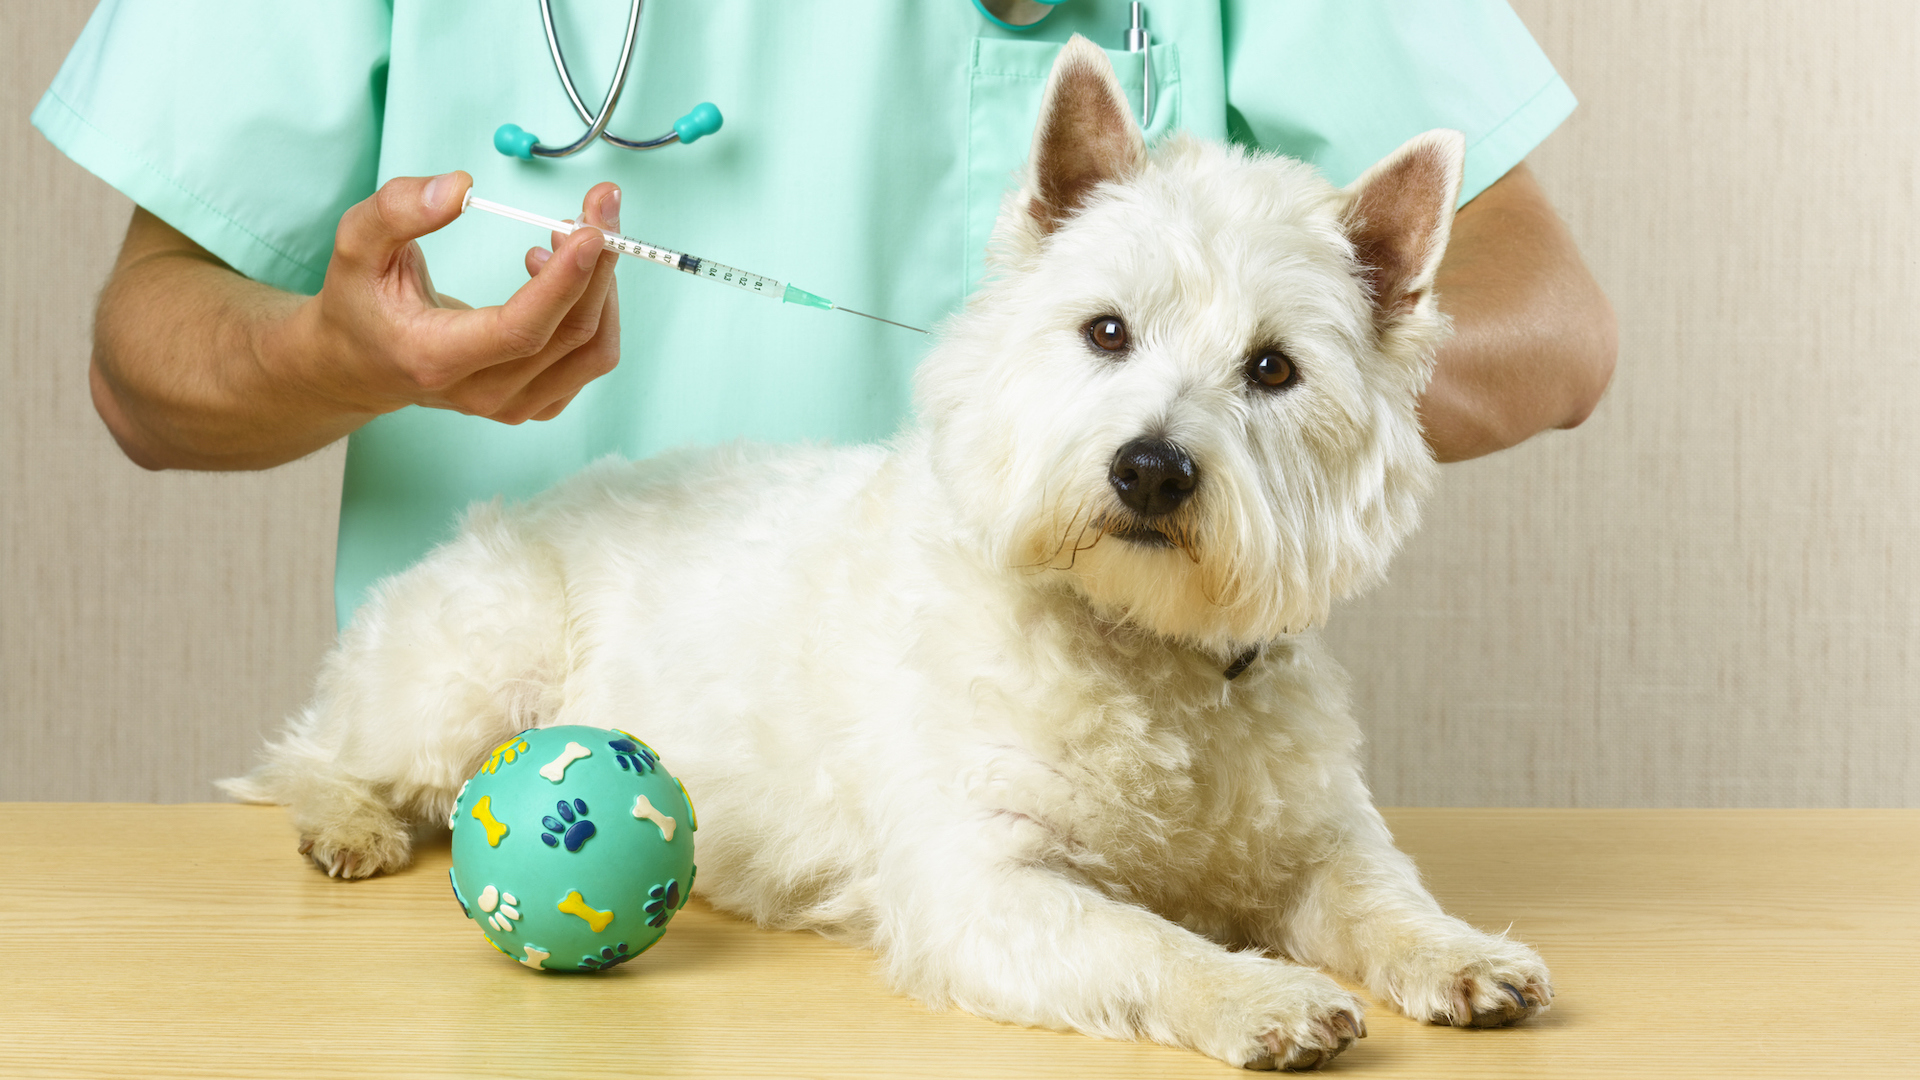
[{"xmin": 34, "ymin": 0, "xmax": 1575, "ymax": 628}]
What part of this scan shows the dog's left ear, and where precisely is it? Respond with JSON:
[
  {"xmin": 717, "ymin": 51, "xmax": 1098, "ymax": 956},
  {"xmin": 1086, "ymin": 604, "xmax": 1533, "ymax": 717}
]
[
  {"xmin": 1340, "ymin": 130, "xmax": 1466, "ymax": 329},
  {"xmin": 1021, "ymin": 35, "xmax": 1147, "ymax": 236}
]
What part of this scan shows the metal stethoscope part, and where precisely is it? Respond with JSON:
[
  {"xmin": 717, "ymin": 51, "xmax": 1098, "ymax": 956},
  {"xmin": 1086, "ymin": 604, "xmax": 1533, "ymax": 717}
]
[{"xmin": 494, "ymin": 0, "xmax": 722, "ymax": 161}]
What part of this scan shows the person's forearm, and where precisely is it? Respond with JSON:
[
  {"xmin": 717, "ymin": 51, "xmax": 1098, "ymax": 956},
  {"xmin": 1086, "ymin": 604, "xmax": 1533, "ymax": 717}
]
[
  {"xmin": 90, "ymin": 181, "xmax": 624, "ymax": 472},
  {"xmin": 92, "ymin": 213, "xmax": 373, "ymax": 470},
  {"xmin": 1418, "ymin": 163, "xmax": 1617, "ymax": 463}
]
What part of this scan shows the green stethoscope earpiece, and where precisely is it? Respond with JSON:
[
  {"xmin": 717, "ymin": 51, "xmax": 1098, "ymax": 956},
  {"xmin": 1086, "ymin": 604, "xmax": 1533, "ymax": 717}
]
[{"xmin": 970, "ymin": 0, "xmax": 1064, "ymax": 32}]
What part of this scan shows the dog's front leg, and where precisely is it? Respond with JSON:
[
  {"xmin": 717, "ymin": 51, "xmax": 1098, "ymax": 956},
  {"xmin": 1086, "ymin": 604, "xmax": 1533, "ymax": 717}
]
[
  {"xmin": 220, "ymin": 509, "xmax": 572, "ymax": 878},
  {"xmin": 1266, "ymin": 806, "xmax": 1553, "ymax": 1028},
  {"xmin": 874, "ymin": 828, "xmax": 1364, "ymax": 1070}
]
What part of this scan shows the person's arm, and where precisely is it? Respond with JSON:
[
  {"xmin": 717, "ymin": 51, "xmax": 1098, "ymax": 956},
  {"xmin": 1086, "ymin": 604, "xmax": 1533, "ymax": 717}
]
[
  {"xmin": 90, "ymin": 172, "xmax": 623, "ymax": 471},
  {"xmin": 1420, "ymin": 161, "xmax": 1616, "ymax": 462}
]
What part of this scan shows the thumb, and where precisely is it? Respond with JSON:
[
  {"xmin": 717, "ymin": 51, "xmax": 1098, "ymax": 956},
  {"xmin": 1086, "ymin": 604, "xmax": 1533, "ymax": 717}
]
[{"xmin": 333, "ymin": 171, "xmax": 472, "ymax": 266}]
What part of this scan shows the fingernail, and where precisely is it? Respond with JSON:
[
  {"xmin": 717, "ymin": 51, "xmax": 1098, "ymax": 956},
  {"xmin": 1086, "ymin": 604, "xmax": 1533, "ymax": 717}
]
[
  {"xmin": 530, "ymin": 247, "xmax": 551, "ymax": 270},
  {"xmin": 574, "ymin": 229, "xmax": 602, "ymax": 270},
  {"xmin": 602, "ymin": 187, "xmax": 620, "ymax": 229},
  {"xmin": 423, "ymin": 172, "xmax": 455, "ymax": 209}
]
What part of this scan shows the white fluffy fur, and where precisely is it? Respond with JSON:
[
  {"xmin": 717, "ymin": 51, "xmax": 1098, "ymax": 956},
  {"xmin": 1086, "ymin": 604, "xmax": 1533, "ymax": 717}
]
[{"xmin": 225, "ymin": 37, "xmax": 1549, "ymax": 1071}]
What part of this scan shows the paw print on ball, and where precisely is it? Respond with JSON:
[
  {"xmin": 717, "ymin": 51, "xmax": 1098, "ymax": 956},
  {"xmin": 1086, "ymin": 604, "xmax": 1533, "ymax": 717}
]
[
  {"xmin": 609, "ymin": 737, "xmax": 658, "ymax": 774},
  {"xmin": 541, "ymin": 798, "xmax": 597, "ymax": 852},
  {"xmin": 644, "ymin": 878, "xmax": 683, "ymax": 927},
  {"xmin": 579, "ymin": 942, "xmax": 635, "ymax": 971},
  {"xmin": 477, "ymin": 884, "xmax": 521, "ymax": 933}
]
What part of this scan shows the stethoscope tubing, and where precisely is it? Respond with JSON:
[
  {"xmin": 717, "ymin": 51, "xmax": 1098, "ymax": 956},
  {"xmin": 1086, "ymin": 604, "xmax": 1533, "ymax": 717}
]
[{"xmin": 524, "ymin": 0, "xmax": 681, "ymax": 158}]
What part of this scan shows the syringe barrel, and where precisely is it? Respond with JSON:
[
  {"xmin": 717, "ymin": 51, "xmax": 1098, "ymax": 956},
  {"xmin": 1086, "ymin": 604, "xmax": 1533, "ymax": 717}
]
[
  {"xmin": 683, "ymin": 256, "xmax": 783, "ymax": 299},
  {"xmin": 597, "ymin": 231, "xmax": 783, "ymax": 299}
]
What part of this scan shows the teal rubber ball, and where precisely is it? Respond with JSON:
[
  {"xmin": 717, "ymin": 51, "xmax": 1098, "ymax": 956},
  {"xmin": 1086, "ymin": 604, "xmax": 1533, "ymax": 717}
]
[{"xmin": 447, "ymin": 724, "xmax": 697, "ymax": 972}]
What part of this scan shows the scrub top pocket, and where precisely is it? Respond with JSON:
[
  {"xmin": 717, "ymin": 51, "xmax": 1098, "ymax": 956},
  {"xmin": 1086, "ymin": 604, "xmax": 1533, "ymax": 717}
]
[{"xmin": 965, "ymin": 36, "xmax": 1180, "ymax": 291}]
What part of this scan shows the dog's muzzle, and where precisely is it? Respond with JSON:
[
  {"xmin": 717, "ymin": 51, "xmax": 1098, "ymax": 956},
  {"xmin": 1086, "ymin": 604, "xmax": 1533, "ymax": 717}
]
[{"xmin": 1108, "ymin": 437, "xmax": 1197, "ymax": 518}]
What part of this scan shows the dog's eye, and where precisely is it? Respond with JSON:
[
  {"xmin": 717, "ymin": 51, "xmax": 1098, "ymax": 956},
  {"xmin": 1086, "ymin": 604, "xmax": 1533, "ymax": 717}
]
[
  {"xmin": 1084, "ymin": 315, "xmax": 1130, "ymax": 354},
  {"xmin": 1246, "ymin": 349, "xmax": 1297, "ymax": 390}
]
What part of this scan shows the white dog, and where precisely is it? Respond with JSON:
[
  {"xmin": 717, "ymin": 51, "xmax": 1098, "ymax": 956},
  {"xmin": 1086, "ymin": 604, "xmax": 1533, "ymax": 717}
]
[{"xmin": 225, "ymin": 38, "xmax": 1551, "ymax": 1071}]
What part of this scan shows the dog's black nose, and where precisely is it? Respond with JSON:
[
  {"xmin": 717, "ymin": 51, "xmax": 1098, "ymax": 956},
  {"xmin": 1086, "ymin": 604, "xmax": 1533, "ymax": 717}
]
[{"xmin": 1109, "ymin": 437, "xmax": 1197, "ymax": 517}]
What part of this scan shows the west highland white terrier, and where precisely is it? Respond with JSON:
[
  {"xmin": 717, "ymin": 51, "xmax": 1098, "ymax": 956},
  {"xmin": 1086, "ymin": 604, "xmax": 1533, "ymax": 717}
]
[{"xmin": 226, "ymin": 37, "xmax": 1551, "ymax": 1071}]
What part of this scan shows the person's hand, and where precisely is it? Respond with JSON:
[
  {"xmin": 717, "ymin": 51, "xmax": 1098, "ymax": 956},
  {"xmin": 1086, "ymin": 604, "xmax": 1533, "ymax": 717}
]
[{"xmin": 279, "ymin": 171, "xmax": 623, "ymax": 425}]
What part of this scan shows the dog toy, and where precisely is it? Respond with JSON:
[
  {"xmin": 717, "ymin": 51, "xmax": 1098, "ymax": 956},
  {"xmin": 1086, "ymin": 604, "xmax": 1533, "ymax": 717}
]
[{"xmin": 447, "ymin": 724, "xmax": 696, "ymax": 971}]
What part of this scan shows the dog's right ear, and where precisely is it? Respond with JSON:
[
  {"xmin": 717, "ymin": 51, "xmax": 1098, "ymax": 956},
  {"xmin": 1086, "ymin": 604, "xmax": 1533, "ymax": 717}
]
[
  {"xmin": 1339, "ymin": 130, "xmax": 1466, "ymax": 332},
  {"xmin": 1019, "ymin": 35, "xmax": 1146, "ymax": 237}
]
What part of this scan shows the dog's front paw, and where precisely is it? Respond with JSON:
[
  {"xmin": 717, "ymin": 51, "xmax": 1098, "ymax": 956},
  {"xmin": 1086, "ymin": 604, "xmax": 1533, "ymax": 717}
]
[
  {"xmin": 1385, "ymin": 931, "xmax": 1552, "ymax": 1028},
  {"xmin": 294, "ymin": 817, "xmax": 411, "ymax": 880},
  {"xmin": 1245, "ymin": 1004, "xmax": 1365, "ymax": 1072},
  {"xmin": 1193, "ymin": 959, "xmax": 1367, "ymax": 1071}
]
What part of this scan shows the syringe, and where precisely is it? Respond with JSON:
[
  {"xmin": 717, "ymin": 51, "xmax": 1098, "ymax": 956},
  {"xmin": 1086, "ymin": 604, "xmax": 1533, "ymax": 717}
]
[{"xmin": 461, "ymin": 193, "xmax": 927, "ymax": 334}]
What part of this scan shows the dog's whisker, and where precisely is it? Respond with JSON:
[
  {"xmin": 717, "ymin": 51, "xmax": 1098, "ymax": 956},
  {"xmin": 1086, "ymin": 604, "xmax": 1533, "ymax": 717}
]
[
  {"xmin": 1036, "ymin": 483, "xmax": 1065, "ymax": 566},
  {"xmin": 1047, "ymin": 496, "xmax": 1097, "ymax": 570},
  {"xmin": 1058, "ymin": 515, "xmax": 1089, "ymax": 570},
  {"xmin": 1062, "ymin": 510, "xmax": 1109, "ymax": 571},
  {"xmin": 1010, "ymin": 497, "xmax": 1078, "ymax": 571},
  {"xmin": 1156, "ymin": 520, "xmax": 1193, "ymax": 561},
  {"xmin": 1010, "ymin": 493, "xmax": 1100, "ymax": 573},
  {"xmin": 1056, "ymin": 497, "xmax": 1093, "ymax": 568}
]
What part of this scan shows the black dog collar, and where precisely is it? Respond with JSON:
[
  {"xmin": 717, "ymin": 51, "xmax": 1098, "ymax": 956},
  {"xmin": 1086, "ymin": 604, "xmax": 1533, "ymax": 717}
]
[{"xmin": 1224, "ymin": 646, "xmax": 1260, "ymax": 680}]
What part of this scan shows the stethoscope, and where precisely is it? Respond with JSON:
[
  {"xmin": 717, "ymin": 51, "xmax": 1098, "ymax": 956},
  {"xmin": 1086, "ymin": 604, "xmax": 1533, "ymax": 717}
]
[
  {"xmin": 494, "ymin": 0, "xmax": 1148, "ymax": 162},
  {"xmin": 494, "ymin": 0, "xmax": 721, "ymax": 160}
]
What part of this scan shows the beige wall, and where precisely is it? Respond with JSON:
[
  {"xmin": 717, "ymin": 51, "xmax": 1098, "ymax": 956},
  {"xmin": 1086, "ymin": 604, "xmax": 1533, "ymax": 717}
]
[
  {"xmin": 1334, "ymin": 0, "xmax": 1920, "ymax": 806},
  {"xmin": 2, "ymin": 3, "xmax": 341, "ymax": 801},
  {"xmin": 4, "ymin": 3, "xmax": 1914, "ymax": 805}
]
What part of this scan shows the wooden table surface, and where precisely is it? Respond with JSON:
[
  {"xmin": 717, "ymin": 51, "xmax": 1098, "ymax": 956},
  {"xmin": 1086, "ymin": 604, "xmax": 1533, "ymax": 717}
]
[{"xmin": 1, "ymin": 806, "xmax": 1914, "ymax": 1079}]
